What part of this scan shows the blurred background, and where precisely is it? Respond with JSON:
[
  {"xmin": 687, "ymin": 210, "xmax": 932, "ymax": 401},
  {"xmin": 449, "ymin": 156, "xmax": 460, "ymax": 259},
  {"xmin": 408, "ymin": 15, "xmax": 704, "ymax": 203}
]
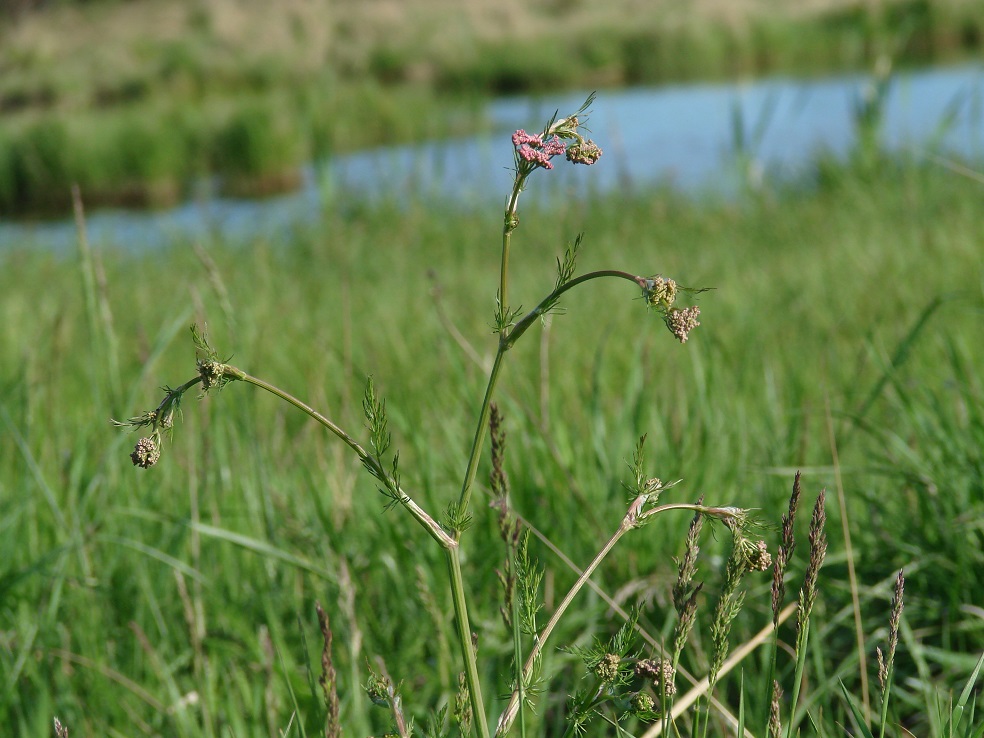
[
  {"xmin": 1, "ymin": 2, "xmax": 983, "ymax": 737},
  {"xmin": 1, "ymin": 0, "xmax": 982, "ymax": 223}
]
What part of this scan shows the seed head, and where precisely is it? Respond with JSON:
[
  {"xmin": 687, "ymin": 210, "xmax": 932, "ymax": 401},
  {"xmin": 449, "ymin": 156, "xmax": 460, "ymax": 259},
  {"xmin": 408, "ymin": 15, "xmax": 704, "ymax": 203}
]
[
  {"xmin": 566, "ymin": 139, "xmax": 603, "ymax": 165},
  {"xmin": 635, "ymin": 658, "xmax": 677, "ymax": 695},
  {"xmin": 197, "ymin": 360, "xmax": 225, "ymax": 391},
  {"xmin": 130, "ymin": 436, "xmax": 161, "ymax": 469},
  {"xmin": 664, "ymin": 306, "xmax": 701, "ymax": 343},
  {"xmin": 768, "ymin": 681, "xmax": 783, "ymax": 738},
  {"xmin": 747, "ymin": 539, "xmax": 773, "ymax": 572},
  {"xmin": 631, "ymin": 691, "xmax": 655, "ymax": 714},
  {"xmin": 594, "ymin": 652, "xmax": 621, "ymax": 683}
]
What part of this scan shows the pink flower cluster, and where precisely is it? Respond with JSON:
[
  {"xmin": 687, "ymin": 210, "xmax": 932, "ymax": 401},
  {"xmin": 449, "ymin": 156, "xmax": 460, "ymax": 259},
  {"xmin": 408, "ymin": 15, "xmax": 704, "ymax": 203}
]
[{"xmin": 512, "ymin": 129, "xmax": 567, "ymax": 170}]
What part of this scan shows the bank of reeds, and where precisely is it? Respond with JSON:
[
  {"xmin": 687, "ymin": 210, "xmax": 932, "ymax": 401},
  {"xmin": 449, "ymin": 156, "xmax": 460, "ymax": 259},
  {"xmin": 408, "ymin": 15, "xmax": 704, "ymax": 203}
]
[{"xmin": 2, "ymin": 0, "xmax": 982, "ymax": 216}]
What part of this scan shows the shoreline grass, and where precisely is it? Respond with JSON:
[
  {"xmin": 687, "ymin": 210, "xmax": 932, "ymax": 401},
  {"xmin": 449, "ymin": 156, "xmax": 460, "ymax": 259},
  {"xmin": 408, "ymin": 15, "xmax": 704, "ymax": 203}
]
[
  {"xmin": 1, "ymin": 149, "xmax": 982, "ymax": 733},
  {"xmin": 2, "ymin": 0, "xmax": 983, "ymax": 216}
]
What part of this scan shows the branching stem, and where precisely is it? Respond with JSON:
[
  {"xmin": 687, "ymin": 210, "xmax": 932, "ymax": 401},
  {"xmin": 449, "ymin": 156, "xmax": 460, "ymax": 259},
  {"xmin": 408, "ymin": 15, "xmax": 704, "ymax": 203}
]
[{"xmin": 495, "ymin": 500, "xmax": 711, "ymax": 735}]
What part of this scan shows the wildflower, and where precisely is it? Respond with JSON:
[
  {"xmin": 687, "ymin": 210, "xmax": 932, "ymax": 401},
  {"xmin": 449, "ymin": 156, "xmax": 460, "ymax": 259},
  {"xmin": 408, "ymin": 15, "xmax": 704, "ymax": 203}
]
[
  {"xmin": 635, "ymin": 658, "xmax": 677, "ymax": 695},
  {"xmin": 664, "ymin": 306, "xmax": 701, "ymax": 343},
  {"xmin": 566, "ymin": 139, "xmax": 603, "ymax": 165},
  {"xmin": 594, "ymin": 653, "xmax": 621, "ymax": 683},
  {"xmin": 643, "ymin": 275, "xmax": 678, "ymax": 309},
  {"xmin": 130, "ymin": 436, "xmax": 161, "ymax": 468},
  {"xmin": 512, "ymin": 129, "xmax": 567, "ymax": 170},
  {"xmin": 747, "ymin": 539, "xmax": 773, "ymax": 572},
  {"xmin": 197, "ymin": 359, "xmax": 225, "ymax": 390},
  {"xmin": 631, "ymin": 691, "xmax": 656, "ymax": 714}
]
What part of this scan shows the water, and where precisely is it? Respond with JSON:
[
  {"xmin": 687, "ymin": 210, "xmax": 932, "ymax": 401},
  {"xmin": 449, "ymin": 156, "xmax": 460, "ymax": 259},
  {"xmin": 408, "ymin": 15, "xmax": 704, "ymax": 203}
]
[{"xmin": 2, "ymin": 62, "xmax": 982, "ymax": 252}]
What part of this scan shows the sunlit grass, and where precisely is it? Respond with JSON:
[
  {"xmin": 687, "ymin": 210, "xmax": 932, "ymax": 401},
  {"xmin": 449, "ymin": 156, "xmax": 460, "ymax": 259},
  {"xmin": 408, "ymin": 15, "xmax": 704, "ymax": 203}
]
[{"xmin": 1, "ymin": 151, "xmax": 982, "ymax": 734}]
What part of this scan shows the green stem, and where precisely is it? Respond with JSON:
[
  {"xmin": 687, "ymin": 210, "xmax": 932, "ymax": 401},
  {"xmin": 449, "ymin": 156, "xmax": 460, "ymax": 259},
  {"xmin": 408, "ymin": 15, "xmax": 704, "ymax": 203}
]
[
  {"xmin": 877, "ymin": 663, "xmax": 894, "ymax": 738},
  {"xmin": 455, "ymin": 349, "xmax": 506, "ymax": 535},
  {"xmin": 500, "ymin": 229, "xmax": 513, "ymax": 328},
  {"xmin": 785, "ymin": 616, "xmax": 810, "ymax": 738},
  {"xmin": 496, "ymin": 504, "xmax": 637, "ymax": 736},
  {"xmin": 495, "ymin": 500, "xmax": 710, "ymax": 736},
  {"xmin": 498, "ymin": 166, "xmax": 527, "ymax": 334},
  {"xmin": 511, "ymin": 542, "xmax": 526, "ymax": 738},
  {"xmin": 505, "ymin": 270, "xmax": 644, "ymax": 350},
  {"xmin": 222, "ymin": 365, "xmax": 455, "ymax": 550},
  {"xmin": 447, "ymin": 548, "xmax": 492, "ymax": 738},
  {"xmin": 217, "ymin": 365, "xmax": 494, "ymax": 734},
  {"xmin": 459, "ymin": 269, "xmax": 644, "ymax": 527},
  {"xmin": 454, "ymin": 172, "xmax": 531, "ymax": 535}
]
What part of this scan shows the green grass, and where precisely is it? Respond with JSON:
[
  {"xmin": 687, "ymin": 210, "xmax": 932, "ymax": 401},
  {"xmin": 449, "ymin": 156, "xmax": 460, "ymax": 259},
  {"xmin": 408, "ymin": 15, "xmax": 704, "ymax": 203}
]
[{"xmin": 1, "ymin": 153, "xmax": 983, "ymax": 735}]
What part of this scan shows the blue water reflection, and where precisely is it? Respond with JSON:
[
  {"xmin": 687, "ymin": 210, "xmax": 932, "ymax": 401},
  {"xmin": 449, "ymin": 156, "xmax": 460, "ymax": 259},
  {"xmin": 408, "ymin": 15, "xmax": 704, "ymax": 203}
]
[{"xmin": 2, "ymin": 62, "xmax": 981, "ymax": 252}]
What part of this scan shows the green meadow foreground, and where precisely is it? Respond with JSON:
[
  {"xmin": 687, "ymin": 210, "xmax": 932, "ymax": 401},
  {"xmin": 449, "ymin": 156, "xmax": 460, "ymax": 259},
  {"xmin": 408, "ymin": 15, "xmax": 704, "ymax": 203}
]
[{"xmin": 1, "ymin": 158, "xmax": 983, "ymax": 735}]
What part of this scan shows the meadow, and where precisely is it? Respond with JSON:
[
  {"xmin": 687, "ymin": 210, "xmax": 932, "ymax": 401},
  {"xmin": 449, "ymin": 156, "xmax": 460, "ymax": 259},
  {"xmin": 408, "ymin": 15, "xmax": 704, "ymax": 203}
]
[{"xmin": 1, "ymin": 111, "xmax": 983, "ymax": 737}]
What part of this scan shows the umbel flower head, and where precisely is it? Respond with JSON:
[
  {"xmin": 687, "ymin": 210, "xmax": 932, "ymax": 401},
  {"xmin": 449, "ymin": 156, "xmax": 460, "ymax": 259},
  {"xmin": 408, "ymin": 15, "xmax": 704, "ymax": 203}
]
[
  {"xmin": 512, "ymin": 129, "xmax": 568, "ymax": 170},
  {"xmin": 639, "ymin": 274, "xmax": 706, "ymax": 343},
  {"xmin": 130, "ymin": 436, "xmax": 161, "ymax": 469},
  {"xmin": 635, "ymin": 658, "xmax": 677, "ymax": 696},
  {"xmin": 593, "ymin": 652, "xmax": 621, "ymax": 683},
  {"xmin": 511, "ymin": 96, "xmax": 603, "ymax": 179},
  {"xmin": 665, "ymin": 306, "xmax": 701, "ymax": 343}
]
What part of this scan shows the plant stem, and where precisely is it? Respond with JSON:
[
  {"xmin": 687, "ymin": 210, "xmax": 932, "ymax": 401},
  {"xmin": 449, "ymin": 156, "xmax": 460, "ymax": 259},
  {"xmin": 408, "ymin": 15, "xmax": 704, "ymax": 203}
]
[
  {"xmin": 455, "ymin": 350, "xmax": 506, "ymax": 538},
  {"xmin": 504, "ymin": 270, "xmax": 645, "ymax": 349},
  {"xmin": 460, "ymin": 157, "xmax": 643, "ymax": 736},
  {"xmin": 458, "ymin": 269, "xmax": 644, "ymax": 527},
  {"xmin": 510, "ymin": 541, "xmax": 527, "ymax": 738},
  {"xmin": 447, "ymin": 548, "xmax": 492, "ymax": 738},
  {"xmin": 499, "ymin": 167, "xmax": 526, "ymax": 320},
  {"xmin": 495, "ymin": 500, "xmax": 716, "ymax": 736},
  {"xmin": 785, "ymin": 618, "xmax": 810, "ymax": 738},
  {"xmin": 496, "ymin": 499, "xmax": 639, "ymax": 736},
  {"xmin": 222, "ymin": 365, "xmax": 455, "ymax": 549},
  {"xmin": 455, "ymin": 172, "xmax": 528, "ymax": 531},
  {"xmin": 217, "ymin": 364, "xmax": 492, "ymax": 734}
]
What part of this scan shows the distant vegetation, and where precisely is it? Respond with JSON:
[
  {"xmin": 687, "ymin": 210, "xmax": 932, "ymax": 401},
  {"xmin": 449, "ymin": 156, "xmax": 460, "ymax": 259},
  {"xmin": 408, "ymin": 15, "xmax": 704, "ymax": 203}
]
[{"xmin": 1, "ymin": 0, "xmax": 982, "ymax": 215}]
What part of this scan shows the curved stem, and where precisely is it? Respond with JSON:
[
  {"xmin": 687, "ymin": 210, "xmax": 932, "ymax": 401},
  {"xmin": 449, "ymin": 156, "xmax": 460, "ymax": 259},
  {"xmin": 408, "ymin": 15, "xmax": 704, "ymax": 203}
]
[
  {"xmin": 505, "ymin": 270, "xmax": 645, "ymax": 349},
  {"xmin": 222, "ymin": 365, "xmax": 455, "ymax": 550},
  {"xmin": 459, "ymin": 269, "xmax": 644, "ymax": 525},
  {"xmin": 496, "ymin": 513, "xmax": 633, "ymax": 736},
  {"xmin": 495, "ymin": 500, "xmax": 710, "ymax": 736},
  {"xmin": 499, "ymin": 170, "xmax": 526, "ymax": 330},
  {"xmin": 214, "ymin": 365, "xmax": 489, "ymax": 733}
]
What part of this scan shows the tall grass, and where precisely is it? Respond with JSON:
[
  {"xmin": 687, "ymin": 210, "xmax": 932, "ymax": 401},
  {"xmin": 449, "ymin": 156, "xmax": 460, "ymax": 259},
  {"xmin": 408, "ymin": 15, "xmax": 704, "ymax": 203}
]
[{"xmin": 1, "ymin": 132, "xmax": 983, "ymax": 735}]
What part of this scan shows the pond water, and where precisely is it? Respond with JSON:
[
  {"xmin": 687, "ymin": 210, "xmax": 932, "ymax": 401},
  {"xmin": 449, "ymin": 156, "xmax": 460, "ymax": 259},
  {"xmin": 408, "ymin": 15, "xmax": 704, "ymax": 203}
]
[{"xmin": 2, "ymin": 61, "xmax": 982, "ymax": 252}]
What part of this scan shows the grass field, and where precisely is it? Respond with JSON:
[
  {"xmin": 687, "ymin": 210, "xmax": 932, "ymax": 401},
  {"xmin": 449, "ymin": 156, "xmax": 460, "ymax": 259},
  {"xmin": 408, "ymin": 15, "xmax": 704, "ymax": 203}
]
[
  {"xmin": 2, "ymin": 0, "xmax": 983, "ymax": 214},
  {"xmin": 1, "ymin": 113, "xmax": 983, "ymax": 737}
]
